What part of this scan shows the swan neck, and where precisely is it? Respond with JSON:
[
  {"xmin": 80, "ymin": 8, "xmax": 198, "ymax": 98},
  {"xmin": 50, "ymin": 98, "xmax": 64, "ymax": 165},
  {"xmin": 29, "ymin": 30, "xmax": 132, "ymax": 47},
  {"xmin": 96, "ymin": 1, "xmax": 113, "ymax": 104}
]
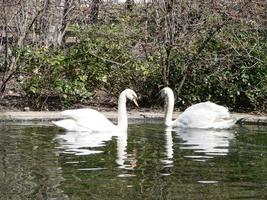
[
  {"xmin": 164, "ymin": 91, "xmax": 174, "ymax": 126},
  {"xmin": 117, "ymin": 91, "xmax": 128, "ymax": 130}
]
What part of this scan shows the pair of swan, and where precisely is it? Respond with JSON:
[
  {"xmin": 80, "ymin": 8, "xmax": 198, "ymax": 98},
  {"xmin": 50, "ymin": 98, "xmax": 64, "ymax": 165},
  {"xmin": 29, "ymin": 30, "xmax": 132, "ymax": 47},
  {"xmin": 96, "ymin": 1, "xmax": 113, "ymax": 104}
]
[{"xmin": 53, "ymin": 87, "xmax": 237, "ymax": 132}]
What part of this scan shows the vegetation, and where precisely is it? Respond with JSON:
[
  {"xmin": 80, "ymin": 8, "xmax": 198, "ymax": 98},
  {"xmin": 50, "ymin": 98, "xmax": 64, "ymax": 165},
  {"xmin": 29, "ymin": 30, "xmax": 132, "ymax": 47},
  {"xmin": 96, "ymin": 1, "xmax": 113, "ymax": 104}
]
[{"xmin": 0, "ymin": 0, "xmax": 266, "ymax": 111}]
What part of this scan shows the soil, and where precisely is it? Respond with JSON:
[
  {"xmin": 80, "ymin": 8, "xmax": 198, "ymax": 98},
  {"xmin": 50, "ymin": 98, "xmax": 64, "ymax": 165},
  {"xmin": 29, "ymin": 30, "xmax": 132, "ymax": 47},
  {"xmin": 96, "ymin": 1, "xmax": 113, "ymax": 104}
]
[
  {"xmin": 0, "ymin": 79, "xmax": 140, "ymax": 112},
  {"xmin": 0, "ymin": 90, "xmax": 118, "ymax": 112},
  {"xmin": 0, "ymin": 78, "xmax": 266, "ymax": 115}
]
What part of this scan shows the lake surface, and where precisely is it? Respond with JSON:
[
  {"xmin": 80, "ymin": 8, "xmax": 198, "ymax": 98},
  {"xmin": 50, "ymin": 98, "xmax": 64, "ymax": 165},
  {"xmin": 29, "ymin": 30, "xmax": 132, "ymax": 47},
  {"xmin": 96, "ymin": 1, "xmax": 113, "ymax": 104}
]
[{"xmin": 0, "ymin": 123, "xmax": 267, "ymax": 199}]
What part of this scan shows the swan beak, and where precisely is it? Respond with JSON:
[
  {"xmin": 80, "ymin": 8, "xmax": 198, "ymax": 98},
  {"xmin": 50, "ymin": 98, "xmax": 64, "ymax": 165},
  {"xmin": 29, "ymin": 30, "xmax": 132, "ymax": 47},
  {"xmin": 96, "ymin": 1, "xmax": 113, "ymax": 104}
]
[{"xmin": 133, "ymin": 98, "xmax": 139, "ymax": 107}]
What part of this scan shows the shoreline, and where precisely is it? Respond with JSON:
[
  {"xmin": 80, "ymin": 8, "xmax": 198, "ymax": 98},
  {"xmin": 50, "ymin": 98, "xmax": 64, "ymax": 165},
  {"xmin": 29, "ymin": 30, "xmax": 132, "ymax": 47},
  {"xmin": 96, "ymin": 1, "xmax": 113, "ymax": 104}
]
[{"xmin": 0, "ymin": 110, "xmax": 267, "ymax": 126}]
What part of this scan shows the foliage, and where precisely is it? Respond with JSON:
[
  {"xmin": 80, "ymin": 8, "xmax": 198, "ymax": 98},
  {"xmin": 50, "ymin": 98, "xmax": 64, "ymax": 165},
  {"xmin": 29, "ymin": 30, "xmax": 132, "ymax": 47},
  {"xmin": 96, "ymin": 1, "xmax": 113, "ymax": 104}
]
[
  {"xmin": 19, "ymin": 19, "xmax": 161, "ymax": 108},
  {"xmin": 20, "ymin": 47, "xmax": 92, "ymax": 102},
  {"xmin": 15, "ymin": 2, "xmax": 267, "ymax": 112},
  {"xmin": 167, "ymin": 26, "xmax": 267, "ymax": 111}
]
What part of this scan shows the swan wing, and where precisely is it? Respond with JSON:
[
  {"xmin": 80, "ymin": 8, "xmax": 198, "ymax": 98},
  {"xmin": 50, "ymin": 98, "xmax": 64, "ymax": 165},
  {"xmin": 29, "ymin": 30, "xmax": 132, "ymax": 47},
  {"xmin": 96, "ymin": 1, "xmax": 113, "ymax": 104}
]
[
  {"xmin": 175, "ymin": 102, "xmax": 233, "ymax": 129},
  {"xmin": 61, "ymin": 108, "xmax": 105, "ymax": 120},
  {"xmin": 176, "ymin": 108, "xmax": 216, "ymax": 128},
  {"xmin": 201, "ymin": 101, "xmax": 230, "ymax": 118},
  {"xmin": 59, "ymin": 108, "xmax": 116, "ymax": 132},
  {"xmin": 52, "ymin": 119, "xmax": 91, "ymax": 132},
  {"xmin": 183, "ymin": 102, "xmax": 230, "ymax": 118}
]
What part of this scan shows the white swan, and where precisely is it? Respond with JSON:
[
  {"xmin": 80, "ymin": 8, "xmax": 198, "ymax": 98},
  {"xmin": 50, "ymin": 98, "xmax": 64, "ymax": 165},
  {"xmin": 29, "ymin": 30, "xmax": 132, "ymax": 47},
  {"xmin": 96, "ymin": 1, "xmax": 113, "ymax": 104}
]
[
  {"xmin": 160, "ymin": 87, "xmax": 238, "ymax": 129},
  {"xmin": 53, "ymin": 89, "xmax": 138, "ymax": 132}
]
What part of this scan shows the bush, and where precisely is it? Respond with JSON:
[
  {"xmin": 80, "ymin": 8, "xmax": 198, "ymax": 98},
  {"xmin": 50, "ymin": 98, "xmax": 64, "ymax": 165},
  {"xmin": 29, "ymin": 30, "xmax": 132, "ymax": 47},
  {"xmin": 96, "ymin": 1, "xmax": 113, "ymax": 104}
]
[
  {"xmin": 19, "ymin": 21, "xmax": 161, "ymax": 109},
  {"xmin": 167, "ymin": 25, "xmax": 267, "ymax": 111},
  {"xmin": 18, "ymin": 15, "xmax": 267, "ymax": 112}
]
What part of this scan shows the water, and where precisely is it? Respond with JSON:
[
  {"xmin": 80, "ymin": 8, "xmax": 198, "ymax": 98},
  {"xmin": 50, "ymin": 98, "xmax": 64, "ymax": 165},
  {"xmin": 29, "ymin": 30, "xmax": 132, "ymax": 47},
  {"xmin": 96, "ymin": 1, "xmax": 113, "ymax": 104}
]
[{"xmin": 0, "ymin": 123, "xmax": 267, "ymax": 199}]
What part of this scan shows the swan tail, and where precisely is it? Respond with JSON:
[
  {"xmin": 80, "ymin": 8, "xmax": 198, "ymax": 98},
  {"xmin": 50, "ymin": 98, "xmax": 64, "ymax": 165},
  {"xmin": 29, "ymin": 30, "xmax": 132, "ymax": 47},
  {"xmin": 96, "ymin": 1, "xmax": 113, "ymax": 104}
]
[
  {"xmin": 212, "ymin": 119, "xmax": 238, "ymax": 129},
  {"xmin": 52, "ymin": 119, "xmax": 72, "ymax": 130},
  {"xmin": 235, "ymin": 117, "xmax": 245, "ymax": 124}
]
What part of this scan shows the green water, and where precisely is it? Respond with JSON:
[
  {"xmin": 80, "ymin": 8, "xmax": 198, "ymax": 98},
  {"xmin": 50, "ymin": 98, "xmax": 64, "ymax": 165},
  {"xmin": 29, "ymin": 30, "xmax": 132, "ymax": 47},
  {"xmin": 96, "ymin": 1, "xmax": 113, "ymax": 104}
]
[{"xmin": 0, "ymin": 123, "xmax": 267, "ymax": 199}]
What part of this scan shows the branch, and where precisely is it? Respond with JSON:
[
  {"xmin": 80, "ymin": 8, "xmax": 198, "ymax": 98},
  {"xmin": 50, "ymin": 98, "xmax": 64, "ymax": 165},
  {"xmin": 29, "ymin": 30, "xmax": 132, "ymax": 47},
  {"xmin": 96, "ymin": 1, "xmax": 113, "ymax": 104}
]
[
  {"xmin": 0, "ymin": 71, "xmax": 16, "ymax": 95},
  {"xmin": 87, "ymin": 51, "xmax": 131, "ymax": 66},
  {"xmin": 176, "ymin": 0, "xmax": 253, "ymax": 95}
]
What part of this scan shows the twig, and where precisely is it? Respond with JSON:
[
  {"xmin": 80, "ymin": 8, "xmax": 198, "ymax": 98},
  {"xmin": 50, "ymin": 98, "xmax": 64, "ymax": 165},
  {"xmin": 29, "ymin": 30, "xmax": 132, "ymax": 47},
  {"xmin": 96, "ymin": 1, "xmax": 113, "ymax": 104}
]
[
  {"xmin": 87, "ymin": 51, "xmax": 131, "ymax": 66},
  {"xmin": 176, "ymin": 0, "xmax": 252, "ymax": 96}
]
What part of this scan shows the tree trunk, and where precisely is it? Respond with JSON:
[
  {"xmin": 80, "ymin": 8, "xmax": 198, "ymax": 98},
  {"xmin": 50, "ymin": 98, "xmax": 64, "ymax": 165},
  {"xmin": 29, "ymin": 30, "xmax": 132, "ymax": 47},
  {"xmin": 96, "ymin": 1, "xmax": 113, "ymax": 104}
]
[
  {"xmin": 90, "ymin": 0, "xmax": 100, "ymax": 24},
  {"xmin": 42, "ymin": 0, "xmax": 67, "ymax": 46},
  {"xmin": 125, "ymin": 0, "xmax": 134, "ymax": 12}
]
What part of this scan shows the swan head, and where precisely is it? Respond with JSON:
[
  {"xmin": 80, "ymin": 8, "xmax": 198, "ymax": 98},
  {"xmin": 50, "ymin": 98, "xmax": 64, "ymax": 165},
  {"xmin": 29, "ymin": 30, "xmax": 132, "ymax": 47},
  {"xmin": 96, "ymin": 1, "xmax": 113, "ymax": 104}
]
[
  {"xmin": 160, "ymin": 87, "xmax": 173, "ymax": 98},
  {"xmin": 123, "ymin": 89, "xmax": 139, "ymax": 107}
]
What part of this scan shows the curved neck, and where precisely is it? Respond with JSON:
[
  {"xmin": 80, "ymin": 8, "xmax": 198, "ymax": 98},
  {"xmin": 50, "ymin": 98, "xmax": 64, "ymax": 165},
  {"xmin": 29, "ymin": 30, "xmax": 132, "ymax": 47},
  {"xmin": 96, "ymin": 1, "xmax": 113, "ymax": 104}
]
[
  {"xmin": 117, "ymin": 91, "xmax": 128, "ymax": 131},
  {"xmin": 164, "ymin": 90, "xmax": 174, "ymax": 126}
]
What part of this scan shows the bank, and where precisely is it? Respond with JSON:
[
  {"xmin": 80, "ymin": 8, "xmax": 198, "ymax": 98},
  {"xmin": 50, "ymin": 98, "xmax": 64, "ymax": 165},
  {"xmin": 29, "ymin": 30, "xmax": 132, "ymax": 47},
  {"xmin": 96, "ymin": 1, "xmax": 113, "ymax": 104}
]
[{"xmin": 0, "ymin": 110, "xmax": 266, "ymax": 126}]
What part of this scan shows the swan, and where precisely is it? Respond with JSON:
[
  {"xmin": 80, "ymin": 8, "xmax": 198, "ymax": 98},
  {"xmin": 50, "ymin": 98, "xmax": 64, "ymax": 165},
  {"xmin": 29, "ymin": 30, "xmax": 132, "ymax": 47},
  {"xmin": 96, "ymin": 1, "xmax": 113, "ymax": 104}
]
[
  {"xmin": 160, "ymin": 87, "xmax": 238, "ymax": 129},
  {"xmin": 53, "ymin": 89, "xmax": 138, "ymax": 132}
]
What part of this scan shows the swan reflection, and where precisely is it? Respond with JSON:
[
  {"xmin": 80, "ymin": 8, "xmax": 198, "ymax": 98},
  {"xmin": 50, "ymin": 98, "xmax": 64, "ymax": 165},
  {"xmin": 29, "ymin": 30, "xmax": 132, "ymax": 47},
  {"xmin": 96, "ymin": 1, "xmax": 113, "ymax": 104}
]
[
  {"xmin": 162, "ymin": 127, "xmax": 174, "ymax": 166},
  {"xmin": 173, "ymin": 128, "xmax": 235, "ymax": 161},
  {"xmin": 55, "ymin": 131, "xmax": 129, "ymax": 168}
]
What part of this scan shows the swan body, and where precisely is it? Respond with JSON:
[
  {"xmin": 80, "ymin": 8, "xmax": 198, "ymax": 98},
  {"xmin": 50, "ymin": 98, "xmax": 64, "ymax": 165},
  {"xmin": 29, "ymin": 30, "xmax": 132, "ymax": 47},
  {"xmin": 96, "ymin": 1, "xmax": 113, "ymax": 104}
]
[
  {"xmin": 161, "ymin": 87, "xmax": 237, "ymax": 129},
  {"xmin": 53, "ymin": 89, "xmax": 138, "ymax": 132}
]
